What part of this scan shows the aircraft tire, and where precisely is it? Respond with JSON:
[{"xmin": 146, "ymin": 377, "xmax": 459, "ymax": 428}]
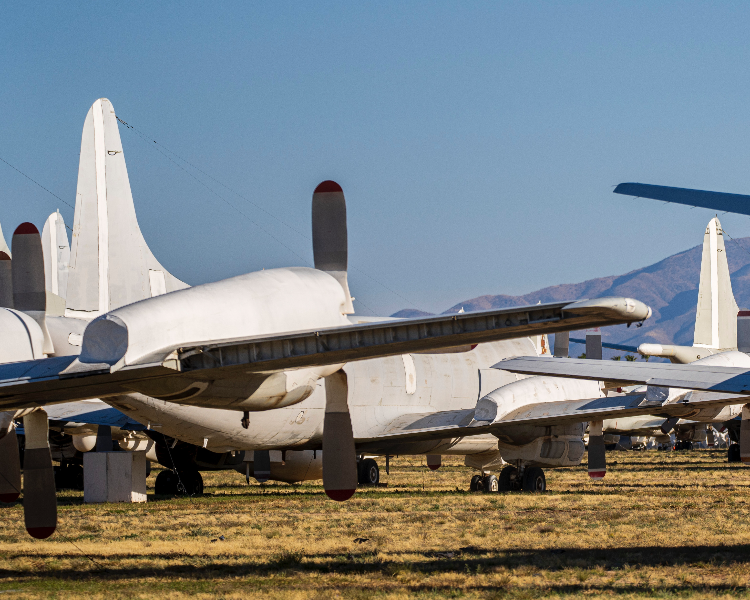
[
  {"xmin": 498, "ymin": 466, "xmax": 518, "ymax": 492},
  {"xmin": 728, "ymin": 444, "xmax": 741, "ymax": 463},
  {"xmin": 155, "ymin": 469, "xmax": 179, "ymax": 495},
  {"xmin": 483, "ymin": 474, "xmax": 499, "ymax": 493},
  {"xmin": 522, "ymin": 467, "xmax": 546, "ymax": 493},
  {"xmin": 358, "ymin": 458, "xmax": 379, "ymax": 486},
  {"xmin": 469, "ymin": 474, "xmax": 483, "ymax": 492}
]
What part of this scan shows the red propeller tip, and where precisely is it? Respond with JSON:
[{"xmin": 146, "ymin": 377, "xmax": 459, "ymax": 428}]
[
  {"xmin": 325, "ymin": 488, "xmax": 355, "ymax": 502},
  {"xmin": 428, "ymin": 465, "xmax": 440, "ymax": 471},
  {"xmin": 14, "ymin": 222, "xmax": 38, "ymax": 235},
  {"xmin": 27, "ymin": 526, "xmax": 55, "ymax": 539},
  {"xmin": 588, "ymin": 471, "xmax": 606, "ymax": 479},
  {"xmin": 314, "ymin": 180, "xmax": 343, "ymax": 194}
]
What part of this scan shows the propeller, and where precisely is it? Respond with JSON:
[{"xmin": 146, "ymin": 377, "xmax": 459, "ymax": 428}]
[
  {"xmin": 253, "ymin": 450, "xmax": 271, "ymax": 483},
  {"xmin": 12, "ymin": 223, "xmax": 53, "ymax": 354},
  {"xmin": 322, "ymin": 370, "xmax": 357, "ymax": 501},
  {"xmin": 22, "ymin": 410, "xmax": 57, "ymax": 539},
  {"xmin": 588, "ymin": 419, "xmax": 606, "ymax": 480},
  {"xmin": 741, "ymin": 404, "xmax": 750, "ymax": 464},
  {"xmin": 0, "ymin": 418, "xmax": 21, "ymax": 503},
  {"xmin": 0, "ymin": 251, "xmax": 11, "ymax": 308},
  {"xmin": 312, "ymin": 181, "xmax": 354, "ymax": 314},
  {"xmin": 426, "ymin": 454, "xmax": 442, "ymax": 471},
  {"xmin": 707, "ymin": 426, "xmax": 715, "ymax": 447},
  {"xmin": 585, "ymin": 330, "xmax": 602, "ymax": 360},
  {"xmin": 553, "ymin": 331, "xmax": 569, "ymax": 358},
  {"xmin": 95, "ymin": 425, "xmax": 113, "ymax": 452}
]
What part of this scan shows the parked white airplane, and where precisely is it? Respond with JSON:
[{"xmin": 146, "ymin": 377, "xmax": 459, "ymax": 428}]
[
  {"xmin": 600, "ymin": 216, "xmax": 746, "ymax": 455},
  {"xmin": 0, "ymin": 98, "xmax": 658, "ymax": 541}
]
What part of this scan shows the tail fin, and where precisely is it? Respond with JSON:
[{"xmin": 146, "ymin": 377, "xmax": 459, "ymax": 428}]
[
  {"xmin": 693, "ymin": 217, "xmax": 738, "ymax": 349},
  {"xmin": 41, "ymin": 211, "xmax": 69, "ymax": 315},
  {"xmin": 65, "ymin": 98, "xmax": 188, "ymax": 318}
]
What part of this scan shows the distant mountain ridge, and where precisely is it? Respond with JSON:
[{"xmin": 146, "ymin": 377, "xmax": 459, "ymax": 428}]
[{"xmin": 391, "ymin": 236, "xmax": 750, "ymax": 347}]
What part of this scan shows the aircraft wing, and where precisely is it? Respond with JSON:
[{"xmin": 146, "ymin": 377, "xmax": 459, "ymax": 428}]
[
  {"xmin": 614, "ymin": 183, "xmax": 750, "ymax": 215},
  {"xmin": 353, "ymin": 389, "xmax": 746, "ymax": 448},
  {"xmin": 495, "ymin": 356, "xmax": 750, "ymax": 395},
  {"xmin": 0, "ymin": 297, "xmax": 649, "ymax": 411}
]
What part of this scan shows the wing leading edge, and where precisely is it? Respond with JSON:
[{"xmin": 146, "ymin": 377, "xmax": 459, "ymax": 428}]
[{"xmin": 0, "ymin": 297, "xmax": 649, "ymax": 411}]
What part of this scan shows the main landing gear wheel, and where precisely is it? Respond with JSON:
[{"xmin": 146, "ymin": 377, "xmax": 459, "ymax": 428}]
[
  {"xmin": 498, "ymin": 466, "xmax": 519, "ymax": 492},
  {"xmin": 483, "ymin": 474, "xmax": 499, "ymax": 493},
  {"xmin": 729, "ymin": 443, "xmax": 741, "ymax": 463},
  {"xmin": 522, "ymin": 467, "xmax": 546, "ymax": 493},
  {"xmin": 155, "ymin": 469, "xmax": 204, "ymax": 496},
  {"xmin": 469, "ymin": 474, "xmax": 483, "ymax": 492},
  {"xmin": 357, "ymin": 458, "xmax": 380, "ymax": 486}
]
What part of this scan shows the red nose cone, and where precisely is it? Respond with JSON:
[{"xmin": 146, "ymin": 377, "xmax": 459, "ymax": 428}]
[
  {"xmin": 325, "ymin": 488, "xmax": 355, "ymax": 502},
  {"xmin": 14, "ymin": 222, "xmax": 38, "ymax": 235},
  {"xmin": 0, "ymin": 492, "xmax": 19, "ymax": 503},
  {"xmin": 314, "ymin": 180, "xmax": 343, "ymax": 194},
  {"xmin": 0, "ymin": 252, "xmax": 9, "ymax": 261},
  {"xmin": 27, "ymin": 526, "xmax": 55, "ymax": 539}
]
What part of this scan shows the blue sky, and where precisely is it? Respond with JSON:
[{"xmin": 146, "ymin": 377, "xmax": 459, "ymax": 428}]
[{"xmin": 3, "ymin": 2, "xmax": 750, "ymax": 315}]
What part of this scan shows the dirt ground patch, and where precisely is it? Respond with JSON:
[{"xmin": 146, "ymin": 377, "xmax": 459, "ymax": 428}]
[{"xmin": 0, "ymin": 449, "xmax": 749, "ymax": 598}]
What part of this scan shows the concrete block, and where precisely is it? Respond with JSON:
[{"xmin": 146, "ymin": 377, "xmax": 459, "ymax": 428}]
[{"xmin": 83, "ymin": 451, "xmax": 147, "ymax": 503}]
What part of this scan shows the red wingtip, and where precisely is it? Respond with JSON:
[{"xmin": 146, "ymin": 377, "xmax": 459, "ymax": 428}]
[
  {"xmin": 0, "ymin": 252, "xmax": 9, "ymax": 261},
  {"xmin": 0, "ymin": 493, "xmax": 19, "ymax": 503},
  {"xmin": 27, "ymin": 526, "xmax": 55, "ymax": 539},
  {"xmin": 325, "ymin": 488, "xmax": 356, "ymax": 502},
  {"xmin": 314, "ymin": 180, "xmax": 343, "ymax": 194},
  {"xmin": 14, "ymin": 222, "xmax": 38, "ymax": 235}
]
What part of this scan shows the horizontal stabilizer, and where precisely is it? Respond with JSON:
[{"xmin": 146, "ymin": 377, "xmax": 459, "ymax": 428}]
[
  {"xmin": 496, "ymin": 355, "xmax": 750, "ymax": 395},
  {"xmin": 614, "ymin": 183, "xmax": 750, "ymax": 216}
]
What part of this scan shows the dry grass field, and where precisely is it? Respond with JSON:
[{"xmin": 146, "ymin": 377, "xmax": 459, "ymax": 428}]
[{"xmin": 0, "ymin": 449, "xmax": 749, "ymax": 598}]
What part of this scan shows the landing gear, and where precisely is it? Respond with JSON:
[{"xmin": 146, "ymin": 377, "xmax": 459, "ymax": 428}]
[
  {"xmin": 522, "ymin": 467, "xmax": 546, "ymax": 493},
  {"xmin": 674, "ymin": 440, "xmax": 693, "ymax": 451},
  {"xmin": 498, "ymin": 465, "xmax": 520, "ymax": 492},
  {"xmin": 54, "ymin": 463, "xmax": 84, "ymax": 491},
  {"xmin": 469, "ymin": 474, "xmax": 483, "ymax": 492},
  {"xmin": 241, "ymin": 411, "xmax": 250, "ymax": 430},
  {"xmin": 729, "ymin": 443, "xmax": 741, "ymax": 463},
  {"xmin": 483, "ymin": 474, "xmax": 499, "ymax": 493},
  {"xmin": 357, "ymin": 458, "xmax": 379, "ymax": 486},
  {"xmin": 155, "ymin": 469, "xmax": 204, "ymax": 496}
]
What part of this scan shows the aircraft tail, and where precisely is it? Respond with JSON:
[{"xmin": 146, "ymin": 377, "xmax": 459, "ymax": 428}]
[
  {"xmin": 41, "ymin": 211, "xmax": 69, "ymax": 315},
  {"xmin": 65, "ymin": 98, "xmax": 188, "ymax": 319},
  {"xmin": 693, "ymin": 216, "xmax": 738, "ymax": 350}
]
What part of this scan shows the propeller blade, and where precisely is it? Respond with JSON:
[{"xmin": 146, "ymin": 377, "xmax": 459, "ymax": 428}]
[
  {"xmin": 12, "ymin": 223, "xmax": 53, "ymax": 354},
  {"xmin": 312, "ymin": 181, "xmax": 354, "ymax": 314},
  {"xmin": 588, "ymin": 420, "xmax": 606, "ymax": 479},
  {"xmin": 0, "ymin": 251, "xmax": 11, "ymax": 309},
  {"xmin": 707, "ymin": 426, "xmax": 715, "ymax": 447},
  {"xmin": 661, "ymin": 416, "xmax": 679, "ymax": 434},
  {"xmin": 0, "ymin": 429, "xmax": 21, "ymax": 503},
  {"xmin": 322, "ymin": 370, "xmax": 357, "ymax": 501},
  {"xmin": 253, "ymin": 450, "xmax": 271, "ymax": 483},
  {"xmin": 585, "ymin": 331, "xmax": 602, "ymax": 360},
  {"xmin": 553, "ymin": 331, "xmax": 569, "ymax": 358},
  {"xmin": 426, "ymin": 454, "xmax": 442, "ymax": 471},
  {"xmin": 22, "ymin": 410, "xmax": 56, "ymax": 539},
  {"xmin": 741, "ymin": 404, "xmax": 750, "ymax": 464}
]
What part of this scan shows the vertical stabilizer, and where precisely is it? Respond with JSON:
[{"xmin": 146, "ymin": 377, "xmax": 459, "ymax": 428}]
[
  {"xmin": 66, "ymin": 98, "xmax": 188, "ymax": 318},
  {"xmin": 694, "ymin": 217, "xmax": 738, "ymax": 349},
  {"xmin": 41, "ymin": 211, "xmax": 69, "ymax": 315}
]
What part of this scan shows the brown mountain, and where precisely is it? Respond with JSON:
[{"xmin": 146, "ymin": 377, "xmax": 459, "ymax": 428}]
[{"xmin": 392, "ymin": 236, "xmax": 750, "ymax": 347}]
